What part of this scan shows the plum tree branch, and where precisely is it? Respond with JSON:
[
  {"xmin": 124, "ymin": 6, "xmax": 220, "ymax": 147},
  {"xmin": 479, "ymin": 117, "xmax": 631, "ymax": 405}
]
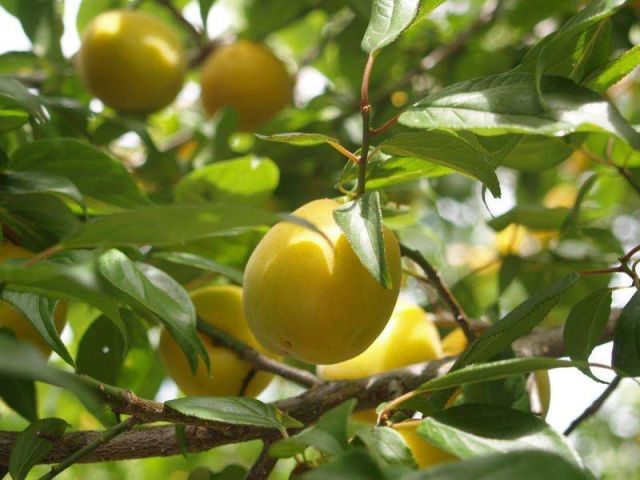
[
  {"xmin": 196, "ymin": 319, "xmax": 323, "ymax": 388},
  {"xmin": 400, "ymin": 243, "xmax": 476, "ymax": 343},
  {"xmin": 564, "ymin": 376, "xmax": 622, "ymax": 436},
  {"xmin": 0, "ymin": 315, "xmax": 618, "ymax": 466}
]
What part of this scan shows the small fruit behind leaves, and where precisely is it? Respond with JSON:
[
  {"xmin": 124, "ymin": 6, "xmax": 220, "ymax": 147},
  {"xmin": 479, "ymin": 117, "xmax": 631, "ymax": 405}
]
[
  {"xmin": 200, "ymin": 40, "xmax": 292, "ymax": 130},
  {"xmin": 393, "ymin": 420, "xmax": 457, "ymax": 469},
  {"xmin": 0, "ymin": 242, "xmax": 66, "ymax": 356},
  {"xmin": 78, "ymin": 10, "xmax": 186, "ymax": 113},
  {"xmin": 243, "ymin": 198, "xmax": 401, "ymax": 364},
  {"xmin": 159, "ymin": 285, "xmax": 273, "ymax": 397}
]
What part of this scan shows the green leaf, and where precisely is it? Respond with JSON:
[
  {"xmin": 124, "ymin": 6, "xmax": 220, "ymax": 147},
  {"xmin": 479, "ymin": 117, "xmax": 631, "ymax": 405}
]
[
  {"xmin": 333, "ymin": 191, "xmax": 392, "ymax": 289},
  {"xmin": 76, "ymin": 316, "xmax": 127, "ymax": 384},
  {"xmin": 0, "ymin": 374, "xmax": 37, "ymax": 421},
  {"xmin": 488, "ymin": 206, "xmax": 570, "ymax": 232},
  {"xmin": 97, "ymin": 249, "xmax": 208, "ymax": 374},
  {"xmin": 410, "ymin": 0, "xmax": 447, "ymax": 28},
  {"xmin": 357, "ymin": 426, "xmax": 416, "ymax": 468},
  {"xmin": 9, "ymin": 418, "xmax": 69, "ymax": 480},
  {"xmin": 175, "ymin": 156, "xmax": 279, "ymax": 205},
  {"xmin": 398, "ymin": 72, "xmax": 640, "ymax": 149},
  {"xmin": 198, "ymin": 0, "xmax": 217, "ymax": 27},
  {"xmin": 561, "ymin": 174, "xmax": 598, "ymax": 231},
  {"xmin": 404, "ymin": 450, "xmax": 590, "ymax": 480},
  {"xmin": 270, "ymin": 399, "xmax": 356, "ymax": 458},
  {"xmin": 1, "ymin": 290, "xmax": 74, "ymax": 366},
  {"xmin": 0, "ymin": 254, "xmax": 125, "ymax": 339},
  {"xmin": 0, "ymin": 51, "xmax": 41, "ymax": 74},
  {"xmin": 165, "ymin": 397, "xmax": 303, "ymax": 429},
  {"xmin": 340, "ymin": 155, "xmax": 452, "ymax": 190},
  {"xmin": 532, "ymin": 0, "xmax": 625, "ymax": 93},
  {"xmin": 499, "ymin": 255, "xmax": 522, "ymax": 293},
  {"xmin": 612, "ymin": 290, "xmax": 640, "ymax": 377},
  {"xmin": 584, "ymin": 45, "xmax": 640, "ymax": 92},
  {"xmin": 151, "ymin": 251, "xmax": 244, "ymax": 285},
  {"xmin": 61, "ymin": 204, "xmax": 279, "ymax": 249},
  {"xmin": 257, "ymin": 132, "xmax": 340, "ymax": 147},
  {"xmin": 302, "ymin": 449, "xmax": 387, "ymax": 480},
  {"xmin": 0, "ymin": 108, "xmax": 28, "ymax": 133},
  {"xmin": 500, "ymin": 136, "xmax": 573, "ymax": 172},
  {"xmin": 564, "ymin": 288, "xmax": 612, "ymax": 376},
  {"xmin": 380, "ymin": 131, "xmax": 500, "ymax": 196},
  {"xmin": 0, "ymin": 170, "xmax": 86, "ymax": 214},
  {"xmin": 458, "ymin": 273, "xmax": 579, "ymax": 366},
  {"xmin": 0, "ymin": 76, "xmax": 46, "ymax": 122},
  {"xmin": 416, "ymin": 357, "xmax": 579, "ymax": 394},
  {"xmin": 361, "ymin": 0, "xmax": 420, "ymax": 53},
  {"xmin": 10, "ymin": 138, "xmax": 149, "ymax": 209},
  {"xmin": 416, "ymin": 405, "xmax": 579, "ymax": 465}
]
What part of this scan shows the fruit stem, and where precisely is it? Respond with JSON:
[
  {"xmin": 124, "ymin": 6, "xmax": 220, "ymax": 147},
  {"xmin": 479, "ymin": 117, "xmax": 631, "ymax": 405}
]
[{"xmin": 356, "ymin": 53, "xmax": 377, "ymax": 197}]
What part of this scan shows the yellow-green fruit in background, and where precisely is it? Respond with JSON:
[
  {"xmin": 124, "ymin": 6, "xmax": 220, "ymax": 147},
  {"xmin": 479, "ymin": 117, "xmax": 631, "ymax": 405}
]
[
  {"xmin": 318, "ymin": 300, "xmax": 442, "ymax": 424},
  {"xmin": 441, "ymin": 327, "xmax": 467, "ymax": 357},
  {"xmin": 0, "ymin": 243, "xmax": 66, "ymax": 356},
  {"xmin": 393, "ymin": 421, "xmax": 457, "ymax": 468},
  {"xmin": 243, "ymin": 198, "xmax": 402, "ymax": 365},
  {"xmin": 159, "ymin": 285, "xmax": 273, "ymax": 397},
  {"xmin": 78, "ymin": 10, "xmax": 186, "ymax": 113},
  {"xmin": 318, "ymin": 300, "xmax": 442, "ymax": 380},
  {"xmin": 200, "ymin": 40, "xmax": 292, "ymax": 131}
]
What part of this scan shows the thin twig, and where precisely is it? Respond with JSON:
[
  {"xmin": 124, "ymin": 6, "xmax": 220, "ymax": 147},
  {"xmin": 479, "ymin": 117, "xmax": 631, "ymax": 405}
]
[
  {"xmin": 196, "ymin": 320, "xmax": 323, "ymax": 388},
  {"xmin": 356, "ymin": 53, "xmax": 376, "ymax": 197},
  {"xmin": 400, "ymin": 243, "xmax": 476, "ymax": 343},
  {"xmin": 564, "ymin": 376, "xmax": 622, "ymax": 435},
  {"xmin": 244, "ymin": 439, "xmax": 278, "ymax": 480},
  {"xmin": 369, "ymin": 115, "xmax": 399, "ymax": 137},
  {"xmin": 38, "ymin": 417, "xmax": 139, "ymax": 479},
  {"xmin": 239, "ymin": 368, "xmax": 258, "ymax": 397},
  {"xmin": 155, "ymin": 0, "xmax": 202, "ymax": 43},
  {"xmin": 328, "ymin": 141, "xmax": 361, "ymax": 164}
]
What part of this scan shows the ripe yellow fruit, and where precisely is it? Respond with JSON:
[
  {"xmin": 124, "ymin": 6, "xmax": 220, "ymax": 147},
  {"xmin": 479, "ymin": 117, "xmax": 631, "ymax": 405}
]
[
  {"xmin": 318, "ymin": 300, "xmax": 442, "ymax": 380},
  {"xmin": 200, "ymin": 40, "xmax": 292, "ymax": 130},
  {"xmin": 78, "ymin": 10, "xmax": 186, "ymax": 113},
  {"xmin": 543, "ymin": 184, "xmax": 578, "ymax": 209},
  {"xmin": 159, "ymin": 285, "xmax": 273, "ymax": 397},
  {"xmin": 0, "ymin": 243, "xmax": 66, "ymax": 356},
  {"xmin": 243, "ymin": 198, "xmax": 401, "ymax": 364},
  {"xmin": 393, "ymin": 421, "xmax": 456, "ymax": 468},
  {"xmin": 441, "ymin": 327, "xmax": 467, "ymax": 357}
]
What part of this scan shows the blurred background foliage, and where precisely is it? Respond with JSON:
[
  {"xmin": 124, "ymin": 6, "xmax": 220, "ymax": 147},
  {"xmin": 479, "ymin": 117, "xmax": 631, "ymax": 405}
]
[{"xmin": 0, "ymin": 0, "xmax": 640, "ymax": 478}]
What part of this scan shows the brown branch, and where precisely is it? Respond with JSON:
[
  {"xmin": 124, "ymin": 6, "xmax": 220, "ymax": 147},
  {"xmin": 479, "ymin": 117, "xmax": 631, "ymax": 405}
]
[
  {"xmin": 564, "ymin": 376, "xmax": 622, "ymax": 435},
  {"xmin": 196, "ymin": 320, "xmax": 323, "ymax": 388},
  {"xmin": 155, "ymin": 0, "xmax": 202, "ymax": 44},
  {"xmin": 0, "ymin": 314, "xmax": 618, "ymax": 466},
  {"xmin": 244, "ymin": 440, "xmax": 278, "ymax": 480},
  {"xmin": 400, "ymin": 243, "xmax": 476, "ymax": 343}
]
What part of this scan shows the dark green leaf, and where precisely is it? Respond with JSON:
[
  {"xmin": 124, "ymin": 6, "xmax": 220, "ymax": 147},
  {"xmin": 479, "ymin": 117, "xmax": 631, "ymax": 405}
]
[
  {"xmin": 0, "ymin": 375, "xmax": 36, "ymax": 421},
  {"xmin": 0, "ymin": 108, "xmax": 28, "ymax": 133},
  {"xmin": 0, "ymin": 170, "xmax": 86, "ymax": 213},
  {"xmin": 380, "ymin": 131, "xmax": 500, "ymax": 196},
  {"xmin": 501, "ymin": 136, "xmax": 572, "ymax": 172},
  {"xmin": 612, "ymin": 291, "xmax": 640, "ymax": 377},
  {"xmin": 333, "ymin": 191, "xmax": 392, "ymax": 289},
  {"xmin": 499, "ymin": 255, "xmax": 522, "ymax": 293},
  {"xmin": 0, "ymin": 76, "xmax": 45, "ymax": 122},
  {"xmin": 302, "ymin": 449, "xmax": 387, "ymax": 480},
  {"xmin": 357, "ymin": 426, "xmax": 416, "ymax": 468},
  {"xmin": 398, "ymin": 72, "xmax": 640, "ymax": 149},
  {"xmin": 416, "ymin": 405, "xmax": 579, "ymax": 464},
  {"xmin": 404, "ymin": 450, "xmax": 590, "ymax": 480},
  {"xmin": 1, "ymin": 290, "xmax": 73, "ymax": 366},
  {"xmin": 174, "ymin": 156, "xmax": 279, "ymax": 205},
  {"xmin": 165, "ymin": 397, "xmax": 302, "ymax": 429},
  {"xmin": 270, "ymin": 399, "xmax": 356, "ymax": 458},
  {"xmin": 151, "ymin": 251, "xmax": 244, "ymax": 285},
  {"xmin": 97, "ymin": 249, "xmax": 208, "ymax": 374},
  {"xmin": 61, "ymin": 204, "xmax": 279, "ymax": 249},
  {"xmin": 10, "ymin": 138, "xmax": 149, "ymax": 209},
  {"xmin": 76, "ymin": 316, "xmax": 127, "ymax": 384},
  {"xmin": 199, "ymin": 0, "xmax": 217, "ymax": 27},
  {"xmin": 561, "ymin": 174, "xmax": 598, "ymax": 231},
  {"xmin": 488, "ymin": 206, "xmax": 570, "ymax": 232},
  {"xmin": 9, "ymin": 418, "xmax": 68, "ymax": 480},
  {"xmin": 416, "ymin": 357, "xmax": 580, "ymax": 394},
  {"xmin": 361, "ymin": 0, "xmax": 420, "ymax": 53}
]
